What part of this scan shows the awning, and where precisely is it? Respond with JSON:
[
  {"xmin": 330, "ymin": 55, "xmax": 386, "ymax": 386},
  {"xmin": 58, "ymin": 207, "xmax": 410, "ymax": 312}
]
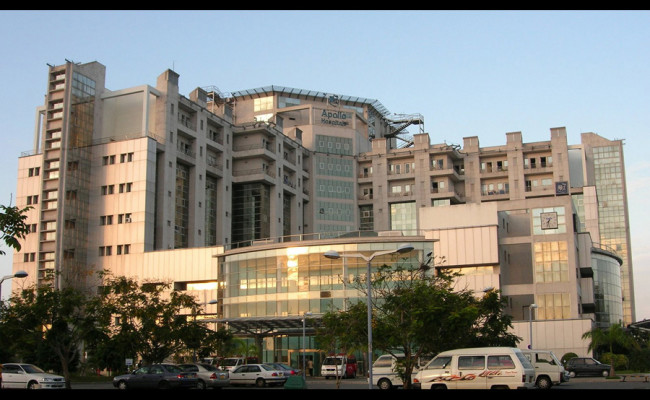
[{"xmin": 212, "ymin": 315, "xmax": 323, "ymax": 336}]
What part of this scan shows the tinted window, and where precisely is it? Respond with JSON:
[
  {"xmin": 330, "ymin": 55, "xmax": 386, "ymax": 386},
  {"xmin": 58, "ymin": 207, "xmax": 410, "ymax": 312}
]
[
  {"xmin": 180, "ymin": 365, "xmax": 198, "ymax": 372},
  {"xmin": 458, "ymin": 356, "xmax": 485, "ymax": 369},
  {"xmin": 3, "ymin": 365, "xmax": 20, "ymax": 373},
  {"xmin": 373, "ymin": 356, "xmax": 393, "ymax": 368},
  {"xmin": 488, "ymin": 355, "xmax": 515, "ymax": 369}
]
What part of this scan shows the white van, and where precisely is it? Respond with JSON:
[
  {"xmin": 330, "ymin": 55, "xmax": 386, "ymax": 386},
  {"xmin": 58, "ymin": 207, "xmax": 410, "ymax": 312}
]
[
  {"xmin": 412, "ymin": 347, "xmax": 535, "ymax": 390},
  {"xmin": 521, "ymin": 350, "xmax": 569, "ymax": 389},
  {"xmin": 219, "ymin": 357, "xmax": 245, "ymax": 372},
  {"xmin": 371, "ymin": 354, "xmax": 430, "ymax": 389}
]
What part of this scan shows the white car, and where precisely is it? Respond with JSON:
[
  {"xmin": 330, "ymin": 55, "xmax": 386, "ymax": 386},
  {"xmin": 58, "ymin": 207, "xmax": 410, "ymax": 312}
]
[
  {"xmin": 1, "ymin": 363, "xmax": 65, "ymax": 389},
  {"xmin": 229, "ymin": 363, "xmax": 287, "ymax": 387}
]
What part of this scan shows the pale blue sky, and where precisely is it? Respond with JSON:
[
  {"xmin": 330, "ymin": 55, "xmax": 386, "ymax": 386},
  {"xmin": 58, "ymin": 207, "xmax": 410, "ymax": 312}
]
[{"xmin": 1, "ymin": 10, "xmax": 648, "ymax": 321}]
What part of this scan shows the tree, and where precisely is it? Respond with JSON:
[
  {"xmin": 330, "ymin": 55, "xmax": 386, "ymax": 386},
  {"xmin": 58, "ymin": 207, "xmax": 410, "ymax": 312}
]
[
  {"xmin": 86, "ymin": 274, "xmax": 206, "ymax": 369},
  {"xmin": 0, "ymin": 284, "xmax": 97, "ymax": 389},
  {"xmin": 582, "ymin": 322, "xmax": 638, "ymax": 377},
  {"xmin": 0, "ymin": 203, "xmax": 31, "ymax": 255},
  {"xmin": 317, "ymin": 259, "xmax": 520, "ymax": 388}
]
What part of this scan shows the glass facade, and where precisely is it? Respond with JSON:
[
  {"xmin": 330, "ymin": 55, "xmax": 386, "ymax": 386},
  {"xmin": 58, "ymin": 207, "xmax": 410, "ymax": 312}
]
[
  {"xmin": 592, "ymin": 145, "xmax": 633, "ymax": 324},
  {"xmin": 592, "ymin": 251, "xmax": 624, "ymax": 328},
  {"xmin": 231, "ymin": 183, "xmax": 271, "ymax": 246},
  {"xmin": 175, "ymin": 163, "xmax": 190, "ymax": 248},
  {"xmin": 221, "ymin": 241, "xmax": 433, "ymax": 319},
  {"xmin": 390, "ymin": 202, "xmax": 417, "ymax": 233}
]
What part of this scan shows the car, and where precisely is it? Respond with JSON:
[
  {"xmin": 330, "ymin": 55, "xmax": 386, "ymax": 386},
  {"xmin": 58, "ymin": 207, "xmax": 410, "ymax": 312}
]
[
  {"xmin": 522, "ymin": 350, "xmax": 569, "ymax": 389},
  {"xmin": 178, "ymin": 363, "xmax": 229, "ymax": 389},
  {"xmin": 229, "ymin": 363, "xmax": 287, "ymax": 387},
  {"xmin": 266, "ymin": 363, "xmax": 301, "ymax": 376},
  {"xmin": 412, "ymin": 347, "xmax": 535, "ymax": 390},
  {"xmin": 564, "ymin": 357, "xmax": 611, "ymax": 377},
  {"xmin": 0, "ymin": 363, "xmax": 65, "ymax": 389},
  {"xmin": 112, "ymin": 363, "xmax": 198, "ymax": 389}
]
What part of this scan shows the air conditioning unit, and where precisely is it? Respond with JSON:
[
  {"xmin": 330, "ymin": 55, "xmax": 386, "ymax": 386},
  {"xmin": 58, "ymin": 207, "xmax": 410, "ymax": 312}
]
[{"xmin": 125, "ymin": 217, "xmax": 132, "ymax": 223}]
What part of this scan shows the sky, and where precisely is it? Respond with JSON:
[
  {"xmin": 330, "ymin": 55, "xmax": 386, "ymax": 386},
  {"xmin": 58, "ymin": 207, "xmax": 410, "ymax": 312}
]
[{"xmin": 0, "ymin": 10, "xmax": 648, "ymax": 321}]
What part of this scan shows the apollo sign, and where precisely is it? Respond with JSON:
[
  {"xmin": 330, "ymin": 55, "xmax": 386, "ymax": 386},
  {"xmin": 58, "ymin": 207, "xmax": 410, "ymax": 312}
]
[{"xmin": 319, "ymin": 109, "xmax": 352, "ymax": 127}]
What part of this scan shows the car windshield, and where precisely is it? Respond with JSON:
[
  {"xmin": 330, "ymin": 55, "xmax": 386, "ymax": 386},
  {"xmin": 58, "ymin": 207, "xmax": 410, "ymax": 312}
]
[
  {"xmin": 323, "ymin": 357, "xmax": 343, "ymax": 365},
  {"xmin": 21, "ymin": 365, "xmax": 45, "ymax": 374},
  {"xmin": 221, "ymin": 359, "xmax": 240, "ymax": 366}
]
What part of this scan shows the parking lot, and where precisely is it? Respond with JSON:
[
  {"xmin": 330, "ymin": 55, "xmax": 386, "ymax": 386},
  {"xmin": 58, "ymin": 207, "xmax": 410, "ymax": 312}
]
[{"xmin": 67, "ymin": 374, "xmax": 650, "ymax": 390}]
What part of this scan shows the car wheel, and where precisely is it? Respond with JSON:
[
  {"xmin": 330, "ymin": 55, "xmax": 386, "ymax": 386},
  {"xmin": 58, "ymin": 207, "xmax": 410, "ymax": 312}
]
[
  {"xmin": 117, "ymin": 380, "xmax": 128, "ymax": 390},
  {"xmin": 536, "ymin": 376, "xmax": 552, "ymax": 389},
  {"xmin": 27, "ymin": 381, "xmax": 38, "ymax": 389},
  {"xmin": 378, "ymin": 378, "xmax": 392, "ymax": 390},
  {"xmin": 602, "ymin": 370, "xmax": 609, "ymax": 377},
  {"xmin": 196, "ymin": 379, "xmax": 206, "ymax": 390},
  {"xmin": 255, "ymin": 378, "xmax": 266, "ymax": 387}
]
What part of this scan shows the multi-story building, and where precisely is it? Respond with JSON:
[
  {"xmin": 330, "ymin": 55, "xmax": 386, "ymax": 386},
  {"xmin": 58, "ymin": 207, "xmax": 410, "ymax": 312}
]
[{"xmin": 11, "ymin": 61, "xmax": 633, "ymax": 367}]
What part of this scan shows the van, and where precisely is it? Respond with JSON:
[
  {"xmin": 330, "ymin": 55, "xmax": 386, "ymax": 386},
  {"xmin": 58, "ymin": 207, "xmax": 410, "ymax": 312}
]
[
  {"xmin": 412, "ymin": 347, "xmax": 535, "ymax": 390},
  {"xmin": 371, "ymin": 354, "xmax": 431, "ymax": 389},
  {"xmin": 321, "ymin": 354, "xmax": 357, "ymax": 379},
  {"xmin": 219, "ymin": 357, "xmax": 245, "ymax": 372},
  {"xmin": 521, "ymin": 350, "xmax": 569, "ymax": 389}
]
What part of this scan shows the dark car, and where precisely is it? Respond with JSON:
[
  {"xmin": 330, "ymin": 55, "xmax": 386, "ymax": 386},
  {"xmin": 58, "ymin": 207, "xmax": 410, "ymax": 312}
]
[
  {"xmin": 564, "ymin": 357, "xmax": 611, "ymax": 377},
  {"xmin": 112, "ymin": 363, "xmax": 198, "ymax": 389}
]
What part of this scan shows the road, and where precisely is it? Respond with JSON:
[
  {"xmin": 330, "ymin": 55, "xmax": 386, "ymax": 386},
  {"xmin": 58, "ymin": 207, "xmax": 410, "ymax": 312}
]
[{"xmin": 69, "ymin": 375, "xmax": 650, "ymax": 390}]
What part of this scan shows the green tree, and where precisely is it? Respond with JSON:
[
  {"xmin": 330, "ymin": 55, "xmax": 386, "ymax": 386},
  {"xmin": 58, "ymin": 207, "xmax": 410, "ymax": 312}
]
[
  {"xmin": 86, "ymin": 274, "xmax": 205, "ymax": 369},
  {"xmin": 0, "ymin": 284, "xmax": 97, "ymax": 389},
  {"xmin": 0, "ymin": 203, "xmax": 31, "ymax": 255},
  {"xmin": 317, "ymin": 260, "xmax": 519, "ymax": 389},
  {"xmin": 582, "ymin": 322, "xmax": 637, "ymax": 377}
]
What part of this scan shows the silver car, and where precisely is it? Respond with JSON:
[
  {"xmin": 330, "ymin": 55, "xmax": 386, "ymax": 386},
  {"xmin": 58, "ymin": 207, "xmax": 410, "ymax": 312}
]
[
  {"xmin": 1, "ymin": 363, "xmax": 65, "ymax": 389},
  {"xmin": 178, "ymin": 363, "xmax": 229, "ymax": 389}
]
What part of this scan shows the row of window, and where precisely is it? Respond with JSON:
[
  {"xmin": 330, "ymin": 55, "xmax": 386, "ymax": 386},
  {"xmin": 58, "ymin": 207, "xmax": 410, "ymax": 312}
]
[
  {"xmin": 99, "ymin": 213, "xmax": 133, "ymax": 225},
  {"xmin": 99, "ymin": 244, "xmax": 131, "ymax": 256},
  {"xmin": 102, "ymin": 152, "xmax": 134, "ymax": 165},
  {"xmin": 101, "ymin": 182, "xmax": 133, "ymax": 195}
]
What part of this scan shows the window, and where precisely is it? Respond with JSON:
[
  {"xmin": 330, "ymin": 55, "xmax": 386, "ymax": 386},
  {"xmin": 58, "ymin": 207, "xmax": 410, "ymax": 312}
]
[
  {"xmin": 458, "ymin": 356, "xmax": 485, "ymax": 369},
  {"xmin": 253, "ymin": 96, "xmax": 273, "ymax": 112},
  {"xmin": 487, "ymin": 355, "xmax": 515, "ymax": 369}
]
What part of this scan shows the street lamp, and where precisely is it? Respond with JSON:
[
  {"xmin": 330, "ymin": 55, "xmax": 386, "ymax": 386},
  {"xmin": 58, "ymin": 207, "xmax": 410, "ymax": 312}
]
[
  {"xmin": 528, "ymin": 303, "xmax": 538, "ymax": 349},
  {"xmin": 324, "ymin": 243, "xmax": 414, "ymax": 389},
  {"xmin": 0, "ymin": 270, "xmax": 28, "ymax": 300},
  {"xmin": 302, "ymin": 311, "xmax": 313, "ymax": 379}
]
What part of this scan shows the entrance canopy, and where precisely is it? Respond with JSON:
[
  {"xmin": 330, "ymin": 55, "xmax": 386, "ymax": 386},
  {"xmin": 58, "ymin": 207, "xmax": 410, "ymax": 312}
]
[{"xmin": 213, "ymin": 315, "xmax": 323, "ymax": 336}]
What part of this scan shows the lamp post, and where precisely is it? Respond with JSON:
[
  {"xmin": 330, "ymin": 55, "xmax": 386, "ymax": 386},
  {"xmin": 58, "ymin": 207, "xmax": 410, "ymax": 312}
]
[
  {"xmin": 0, "ymin": 270, "xmax": 28, "ymax": 300},
  {"xmin": 324, "ymin": 243, "xmax": 414, "ymax": 389},
  {"xmin": 528, "ymin": 303, "xmax": 538, "ymax": 349},
  {"xmin": 302, "ymin": 311, "xmax": 312, "ymax": 379}
]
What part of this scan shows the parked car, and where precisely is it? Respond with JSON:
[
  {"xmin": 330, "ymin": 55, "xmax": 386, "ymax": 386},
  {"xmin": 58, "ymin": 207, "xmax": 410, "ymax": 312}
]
[
  {"xmin": 371, "ymin": 353, "xmax": 430, "ymax": 389},
  {"xmin": 0, "ymin": 363, "xmax": 65, "ymax": 389},
  {"xmin": 412, "ymin": 347, "xmax": 535, "ymax": 390},
  {"xmin": 266, "ymin": 363, "xmax": 301, "ymax": 376},
  {"xmin": 564, "ymin": 357, "xmax": 611, "ymax": 377},
  {"xmin": 112, "ymin": 363, "xmax": 198, "ymax": 389},
  {"xmin": 229, "ymin": 363, "xmax": 287, "ymax": 387},
  {"xmin": 522, "ymin": 350, "xmax": 569, "ymax": 389},
  {"xmin": 178, "ymin": 363, "xmax": 229, "ymax": 389}
]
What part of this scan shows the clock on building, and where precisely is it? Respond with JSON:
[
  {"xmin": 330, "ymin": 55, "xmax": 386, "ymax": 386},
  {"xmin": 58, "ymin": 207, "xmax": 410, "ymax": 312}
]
[{"xmin": 540, "ymin": 212, "xmax": 558, "ymax": 229}]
